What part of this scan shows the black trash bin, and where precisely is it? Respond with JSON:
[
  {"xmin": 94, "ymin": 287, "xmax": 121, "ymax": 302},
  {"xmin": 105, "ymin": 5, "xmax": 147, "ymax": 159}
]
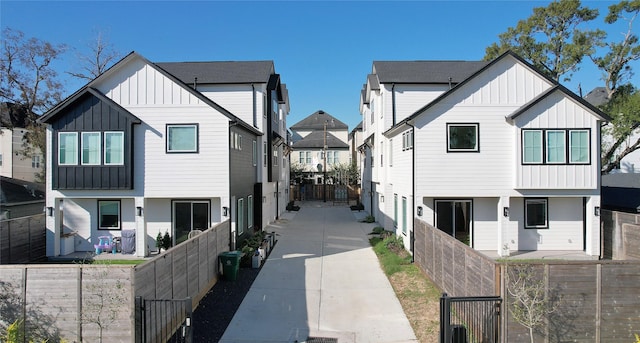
[
  {"xmin": 219, "ymin": 251, "xmax": 241, "ymax": 281},
  {"xmin": 121, "ymin": 230, "xmax": 136, "ymax": 254}
]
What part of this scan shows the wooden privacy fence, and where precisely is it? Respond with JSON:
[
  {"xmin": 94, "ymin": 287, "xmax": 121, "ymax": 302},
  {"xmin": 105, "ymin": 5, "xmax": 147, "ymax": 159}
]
[
  {"xmin": 0, "ymin": 214, "xmax": 46, "ymax": 264},
  {"xmin": 0, "ymin": 220, "xmax": 231, "ymax": 343},
  {"xmin": 290, "ymin": 184, "xmax": 360, "ymax": 202},
  {"xmin": 601, "ymin": 209, "xmax": 640, "ymax": 260},
  {"xmin": 413, "ymin": 218, "xmax": 640, "ymax": 343}
]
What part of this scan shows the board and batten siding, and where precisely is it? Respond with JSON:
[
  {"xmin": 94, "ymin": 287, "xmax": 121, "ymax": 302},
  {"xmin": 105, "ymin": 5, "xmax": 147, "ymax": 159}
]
[
  {"xmin": 514, "ymin": 91, "xmax": 600, "ymax": 190},
  {"xmin": 382, "ymin": 84, "xmax": 448, "ymax": 126},
  {"xmin": 94, "ymin": 57, "xmax": 232, "ymax": 198},
  {"xmin": 414, "ymin": 56, "xmax": 554, "ymax": 198}
]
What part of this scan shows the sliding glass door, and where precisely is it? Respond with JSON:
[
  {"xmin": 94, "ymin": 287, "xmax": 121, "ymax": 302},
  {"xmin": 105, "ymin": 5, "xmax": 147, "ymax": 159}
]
[
  {"xmin": 435, "ymin": 200, "xmax": 472, "ymax": 246},
  {"xmin": 173, "ymin": 200, "xmax": 210, "ymax": 245}
]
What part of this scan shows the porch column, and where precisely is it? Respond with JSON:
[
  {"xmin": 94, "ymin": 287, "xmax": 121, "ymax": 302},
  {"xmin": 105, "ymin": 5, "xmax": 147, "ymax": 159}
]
[
  {"xmin": 48, "ymin": 198, "xmax": 62, "ymax": 257},
  {"xmin": 497, "ymin": 196, "xmax": 511, "ymax": 257},
  {"xmin": 585, "ymin": 195, "xmax": 601, "ymax": 257},
  {"xmin": 135, "ymin": 197, "xmax": 147, "ymax": 257}
]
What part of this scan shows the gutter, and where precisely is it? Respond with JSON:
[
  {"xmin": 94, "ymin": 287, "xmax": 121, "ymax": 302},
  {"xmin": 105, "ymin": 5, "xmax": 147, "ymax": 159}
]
[
  {"xmin": 392, "ymin": 83, "xmax": 396, "ymax": 126},
  {"xmin": 408, "ymin": 120, "xmax": 416, "ymax": 262}
]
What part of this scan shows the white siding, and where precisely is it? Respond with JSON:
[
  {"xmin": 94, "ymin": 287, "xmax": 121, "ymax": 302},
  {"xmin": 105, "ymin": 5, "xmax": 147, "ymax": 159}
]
[
  {"xmin": 515, "ymin": 92, "xmax": 601, "ymax": 189},
  {"xmin": 384, "ymin": 84, "xmax": 448, "ymax": 126},
  {"xmin": 198, "ymin": 84, "xmax": 257, "ymax": 129},
  {"xmin": 472, "ymin": 198, "xmax": 499, "ymax": 250}
]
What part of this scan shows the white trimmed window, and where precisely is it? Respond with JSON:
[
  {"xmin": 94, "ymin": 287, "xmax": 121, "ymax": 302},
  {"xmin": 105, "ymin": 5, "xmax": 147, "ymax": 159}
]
[
  {"xmin": 104, "ymin": 132, "xmax": 124, "ymax": 165},
  {"xmin": 31, "ymin": 155, "xmax": 40, "ymax": 169},
  {"xmin": 253, "ymin": 140, "xmax": 257, "ymax": 166},
  {"xmin": 248, "ymin": 195, "xmax": 254, "ymax": 229},
  {"xmin": 237, "ymin": 198, "xmax": 245, "ymax": 235},
  {"xmin": 525, "ymin": 198, "xmax": 548, "ymax": 229},
  {"xmin": 82, "ymin": 132, "xmax": 101, "ymax": 165},
  {"xmin": 447, "ymin": 123, "xmax": 479, "ymax": 152},
  {"xmin": 59, "ymin": 132, "xmax": 78, "ymax": 165},
  {"xmin": 167, "ymin": 124, "xmax": 198, "ymax": 153},
  {"xmin": 402, "ymin": 130, "xmax": 413, "ymax": 150},
  {"xmin": 569, "ymin": 130, "xmax": 589, "ymax": 163},
  {"xmin": 522, "ymin": 130, "xmax": 543, "ymax": 164},
  {"xmin": 546, "ymin": 130, "xmax": 566, "ymax": 163},
  {"xmin": 98, "ymin": 200, "xmax": 121, "ymax": 230}
]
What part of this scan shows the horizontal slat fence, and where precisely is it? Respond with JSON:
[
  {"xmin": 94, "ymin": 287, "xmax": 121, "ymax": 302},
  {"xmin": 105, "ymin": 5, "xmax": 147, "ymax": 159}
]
[
  {"xmin": 0, "ymin": 214, "xmax": 46, "ymax": 264},
  {"xmin": 413, "ymin": 217, "xmax": 640, "ymax": 342},
  {"xmin": 0, "ymin": 220, "xmax": 231, "ymax": 343}
]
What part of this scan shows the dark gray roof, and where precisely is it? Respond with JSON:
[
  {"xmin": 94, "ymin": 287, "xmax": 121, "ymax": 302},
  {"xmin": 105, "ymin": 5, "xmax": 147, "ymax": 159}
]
[
  {"xmin": 290, "ymin": 110, "xmax": 348, "ymax": 130},
  {"xmin": 1, "ymin": 102, "xmax": 28, "ymax": 128},
  {"xmin": 372, "ymin": 60, "xmax": 488, "ymax": 84},
  {"xmin": 1, "ymin": 176, "xmax": 45, "ymax": 204},
  {"xmin": 584, "ymin": 87, "xmax": 608, "ymax": 107},
  {"xmin": 292, "ymin": 131, "xmax": 349, "ymax": 149},
  {"xmin": 602, "ymin": 173, "xmax": 640, "ymax": 188},
  {"xmin": 155, "ymin": 61, "xmax": 275, "ymax": 84}
]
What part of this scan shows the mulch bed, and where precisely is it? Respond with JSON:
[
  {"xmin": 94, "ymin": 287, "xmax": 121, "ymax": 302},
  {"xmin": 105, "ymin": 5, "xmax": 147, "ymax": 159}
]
[{"xmin": 191, "ymin": 266, "xmax": 261, "ymax": 342}]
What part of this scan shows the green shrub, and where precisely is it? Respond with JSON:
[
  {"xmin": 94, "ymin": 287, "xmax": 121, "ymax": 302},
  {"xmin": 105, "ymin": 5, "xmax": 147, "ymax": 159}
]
[{"xmin": 360, "ymin": 215, "xmax": 375, "ymax": 223}]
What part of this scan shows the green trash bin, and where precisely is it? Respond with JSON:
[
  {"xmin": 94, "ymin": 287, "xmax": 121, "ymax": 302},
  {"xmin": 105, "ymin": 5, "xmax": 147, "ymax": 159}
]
[{"xmin": 219, "ymin": 251, "xmax": 241, "ymax": 281}]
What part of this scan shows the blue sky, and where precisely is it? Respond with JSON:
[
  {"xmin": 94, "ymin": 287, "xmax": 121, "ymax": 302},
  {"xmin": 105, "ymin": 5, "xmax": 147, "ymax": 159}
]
[{"xmin": 1, "ymin": 1, "xmax": 635, "ymax": 130}]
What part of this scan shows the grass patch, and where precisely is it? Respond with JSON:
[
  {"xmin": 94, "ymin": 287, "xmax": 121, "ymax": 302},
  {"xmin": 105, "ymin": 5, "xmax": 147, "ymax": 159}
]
[
  {"xmin": 370, "ymin": 236, "xmax": 441, "ymax": 343},
  {"xmin": 91, "ymin": 259, "xmax": 147, "ymax": 265}
]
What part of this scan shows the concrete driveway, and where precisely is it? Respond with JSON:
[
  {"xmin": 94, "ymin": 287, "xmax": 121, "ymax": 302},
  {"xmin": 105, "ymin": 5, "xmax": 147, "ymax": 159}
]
[{"xmin": 219, "ymin": 201, "xmax": 418, "ymax": 343}]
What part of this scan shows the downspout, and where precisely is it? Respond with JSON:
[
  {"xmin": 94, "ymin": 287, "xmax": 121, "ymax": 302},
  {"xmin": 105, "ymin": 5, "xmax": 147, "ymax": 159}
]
[
  {"xmin": 392, "ymin": 83, "xmax": 396, "ymax": 126},
  {"xmin": 408, "ymin": 121, "xmax": 416, "ymax": 262},
  {"xmin": 251, "ymin": 83, "xmax": 257, "ymax": 128}
]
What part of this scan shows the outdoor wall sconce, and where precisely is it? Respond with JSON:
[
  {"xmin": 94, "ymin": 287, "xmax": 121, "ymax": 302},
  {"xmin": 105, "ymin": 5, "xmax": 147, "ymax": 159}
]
[
  {"xmin": 417, "ymin": 206, "xmax": 423, "ymax": 217},
  {"xmin": 503, "ymin": 207, "xmax": 509, "ymax": 217},
  {"xmin": 46, "ymin": 207, "xmax": 53, "ymax": 216},
  {"xmin": 136, "ymin": 207, "xmax": 143, "ymax": 216},
  {"xmin": 263, "ymin": 196, "xmax": 267, "ymax": 203},
  {"xmin": 594, "ymin": 206, "xmax": 600, "ymax": 216},
  {"xmin": 380, "ymin": 195, "xmax": 384, "ymax": 202}
]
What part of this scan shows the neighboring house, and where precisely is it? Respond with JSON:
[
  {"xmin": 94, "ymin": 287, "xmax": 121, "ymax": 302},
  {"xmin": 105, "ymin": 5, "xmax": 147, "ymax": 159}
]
[
  {"xmin": 0, "ymin": 176, "xmax": 45, "ymax": 219},
  {"xmin": 290, "ymin": 110, "xmax": 349, "ymax": 184},
  {"xmin": 602, "ymin": 173, "xmax": 640, "ymax": 213},
  {"xmin": 585, "ymin": 86, "xmax": 640, "ymax": 173},
  {"xmin": 38, "ymin": 52, "xmax": 290, "ymax": 258},
  {"xmin": 0, "ymin": 103, "xmax": 43, "ymax": 183},
  {"xmin": 360, "ymin": 51, "xmax": 609, "ymax": 258}
]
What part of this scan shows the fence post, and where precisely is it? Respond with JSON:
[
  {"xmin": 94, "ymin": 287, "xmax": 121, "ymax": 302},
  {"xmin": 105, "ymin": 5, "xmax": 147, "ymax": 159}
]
[
  {"xmin": 184, "ymin": 297, "xmax": 193, "ymax": 343},
  {"xmin": 134, "ymin": 296, "xmax": 143, "ymax": 343},
  {"xmin": 440, "ymin": 292, "xmax": 450, "ymax": 343}
]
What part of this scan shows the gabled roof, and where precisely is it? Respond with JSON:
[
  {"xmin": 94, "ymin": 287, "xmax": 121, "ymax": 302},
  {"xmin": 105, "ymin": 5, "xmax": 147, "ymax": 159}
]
[
  {"xmin": 155, "ymin": 61, "xmax": 275, "ymax": 84},
  {"xmin": 39, "ymin": 52, "xmax": 261, "ymax": 136},
  {"xmin": 290, "ymin": 110, "xmax": 348, "ymax": 131},
  {"xmin": 507, "ymin": 84, "xmax": 611, "ymax": 122},
  {"xmin": 372, "ymin": 60, "xmax": 488, "ymax": 84},
  {"xmin": 0, "ymin": 176, "xmax": 45, "ymax": 204},
  {"xmin": 584, "ymin": 87, "xmax": 608, "ymax": 107},
  {"xmin": 39, "ymin": 87, "xmax": 142, "ymax": 124},
  {"xmin": 291, "ymin": 131, "xmax": 349, "ymax": 149},
  {"xmin": 385, "ymin": 51, "xmax": 609, "ymax": 137}
]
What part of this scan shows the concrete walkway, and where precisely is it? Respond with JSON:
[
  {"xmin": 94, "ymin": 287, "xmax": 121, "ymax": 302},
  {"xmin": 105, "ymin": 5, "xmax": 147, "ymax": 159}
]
[{"xmin": 219, "ymin": 201, "xmax": 418, "ymax": 343}]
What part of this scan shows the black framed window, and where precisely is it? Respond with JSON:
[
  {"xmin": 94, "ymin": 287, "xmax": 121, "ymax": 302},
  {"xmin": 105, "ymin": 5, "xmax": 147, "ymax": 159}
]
[
  {"xmin": 525, "ymin": 198, "xmax": 548, "ymax": 229},
  {"xmin": 521, "ymin": 129, "xmax": 590, "ymax": 165},
  {"xmin": 447, "ymin": 123, "xmax": 479, "ymax": 152},
  {"xmin": 166, "ymin": 124, "xmax": 198, "ymax": 153},
  {"xmin": 98, "ymin": 200, "xmax": 121, "ymax": 230}
]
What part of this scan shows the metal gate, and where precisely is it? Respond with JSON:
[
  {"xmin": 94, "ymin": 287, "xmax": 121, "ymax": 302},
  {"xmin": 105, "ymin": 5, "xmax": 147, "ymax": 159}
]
[
  {"xmin": 440, "ymin": 293, "xmax": 502, "ymax": 343},
  {"xmin": 135, "ymin": 296, "xmax": 193, "ymax": 343}
]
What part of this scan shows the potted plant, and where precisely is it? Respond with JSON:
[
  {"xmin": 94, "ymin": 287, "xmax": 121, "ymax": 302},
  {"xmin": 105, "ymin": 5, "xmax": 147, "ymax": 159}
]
[
  {"xmin": 162, "ymin": 231, "xmax": 172, "ymax": 251},
  {"xmin": 156, "ymin": 232, "xmax": 163, "ymax": 253}
]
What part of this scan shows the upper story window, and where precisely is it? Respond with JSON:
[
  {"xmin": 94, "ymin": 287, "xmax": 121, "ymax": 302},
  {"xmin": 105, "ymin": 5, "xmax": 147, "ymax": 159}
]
[
  {"xmin": 447, "ymin": 123, "xmax": 479, "ymax": 152},
  {"xmin": 230, "ymin": 132, "xmax": 243, "ymax": 150},
  {"xmin": 82, "ymin": 132, "xmax": 101, "ymax": 165},
  {"xmin": 31, "ymin": 155, "xmax": 40, "ymax": 168},
  {"xmin": 389, "ymin": 139, "xmax": 393, "ymax": 167},
  {"xmin": 402, "ymin": 130, "xmax": 413, "ymax": 151},
  {"xmin": 263, "ymin": 141, "xmax": 267, "ymax": 167},
  {"xmin": 299, "ymin": 151, "xmax": 312, "ymax": 164},
  {"xmin": 167, "ymin": 124, "xmax": 198, "ymax": 153},
  {"xmin": 327, "ymin": 151, "xmax": 339, "ymax": 164},
  {"xmin": 370, "ymin": 99, "xmax": 375, "ymax": 124},
  {"xmin": 105, "ymin": 132, "xmax": 124, "ymax": 165},
  {"xmin": 59, "ymin": 132, "xmax": 78, "ymax": 165},
  {"xmin": 253, "ymin": 140, "xmax": 257, "ymax": 166},
  {"xmin": 522, "ymin": 129, "xmax": 590, "ymax": 165},
  {"xmin": 0, "ymin": 153, "xmax": 3, "ymax": 166}
]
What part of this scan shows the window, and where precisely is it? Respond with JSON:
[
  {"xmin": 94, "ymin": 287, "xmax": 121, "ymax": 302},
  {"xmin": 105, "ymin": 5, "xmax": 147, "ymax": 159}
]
[
  {"xmin": 306, "ymin": 151, "xmax": 311, "ymax": 164},
  {"xmin": 105, "ymin": 132, "xmax": 124, "ymax": 165},
  {"xmin": 522, "ymin": 130, "xmax": 543, "ymax": 164},
  {"xmin": 59, "ymin": 132, "xmax": 78, "ymax": 165},
  {"xmin": 546, "ymin": 130, "xmax": 565, "ymax": 163},
  {"xmin": 402, "ymin": 196, "xmax": 407, "ymax": 235},
  {"xmin": 167, "ymin": 124, "xmax": 198, "ymax": 153},
  {"xmin": 31, "ymin": 155, "xmax": 40, "ymax": 169},
  {"xmin": 299, "ymin": 151, "xmax": 305, "ymax": 164},
  {"xmin": 389, "ymin": 139, "xmax": 393, "ymax": 167},
  {"xmin": 237, "ymin": 198, "xmax": 245, "ymax": 235},
  {"xmin": 380, "ymin": 141, "xmax": 384, "ymax": 167},
  {"xmin": 402, "ymin": 130, "xmax": 413, "ymax": 150},
  {"xmin": 569, "ymin": 130, "xmax": 589, "ymax": 163},
  {"xmin": 0, "ymin": 154, "xmax": 3, "ymax": 166},
  {"xmin": 525, "ymin": 198, "xmax": 548, "ymax": 229},
  {"xmin": 394, "ymin": 194, "xmax": 398, "ymax": 228},
  {"xmin": 263, "ymin": 141, "xmax": 267, "ymax": 167},
  {"xmin": 327, "ymin": 151, "xmax": 339, "ymax": 164},
  {"xmin": 253, "ymin": 140, "xmax": 257, "ymax": 166},
  {"xmin": 370, "ymin": 99, "xmax": 375, "ymax": 124},
  {"xmin": 273, "ymin": 149, "xmax": 278, "ymax": 166},
  {"xmin": 248, "ymin": 195, "xmax": 254, "ymax": 229},
  {"xmin": 174, "ymin": 201, "xmax": 210, "ymax": 245},
  {"xmin": 521, "ymin": 129, "xmax": 590, "ymax": 165},
  {"xmin": 98, "ymin": 200, "xmax": 120, "ymax": 230},
  {"xmin": 447, "ymin": 123, "xmax": 479, "ymax": 152},
  {"xmin": 82, "ymin": 132, "xmax": 101, "ymax": 165}
]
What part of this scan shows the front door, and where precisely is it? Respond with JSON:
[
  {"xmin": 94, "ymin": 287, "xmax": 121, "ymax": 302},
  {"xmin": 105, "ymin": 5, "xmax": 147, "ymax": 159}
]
[
  {"xmin": 435, "ymin": 200, "xmax": 472, "ymax": 247},
  {"xmin": 173, "ymin": 201, "xmax": 210, "ymax": 245}
]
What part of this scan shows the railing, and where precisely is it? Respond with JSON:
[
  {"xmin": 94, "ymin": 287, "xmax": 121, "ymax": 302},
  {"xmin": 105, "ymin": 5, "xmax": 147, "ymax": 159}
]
[
  {"xmin": 135, "ymin": 296, "xmax": 193, "ymax": 343},
  {"xmin": 440, "ymin": 293, "xmax": 502, "ymax": 343}
]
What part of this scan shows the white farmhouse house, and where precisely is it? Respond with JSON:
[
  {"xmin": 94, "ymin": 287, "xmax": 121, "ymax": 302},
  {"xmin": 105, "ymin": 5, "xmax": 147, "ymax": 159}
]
[
  {"xmin": 39, "ymin": 52, "xmax": 290, "ymax": 258},
  {"xmin": 360, "ymin": 51, "xmax": 610, "ymax": 258}
]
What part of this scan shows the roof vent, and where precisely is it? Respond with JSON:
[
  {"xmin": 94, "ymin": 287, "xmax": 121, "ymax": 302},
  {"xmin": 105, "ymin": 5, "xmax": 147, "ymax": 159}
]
[{"xmin": 318, "ymin": 110, "xmax": 324, "ymax": 114}]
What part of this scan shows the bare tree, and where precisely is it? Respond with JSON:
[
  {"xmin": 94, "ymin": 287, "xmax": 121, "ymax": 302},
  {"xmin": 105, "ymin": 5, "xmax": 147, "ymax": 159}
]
[
  {"xmin": 0, "ymin": 28, "xmax": 67, "ymax": 182},
  {"xmin": 67, "ymin": 29, "xmax": 121, "ymax": 81}
]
